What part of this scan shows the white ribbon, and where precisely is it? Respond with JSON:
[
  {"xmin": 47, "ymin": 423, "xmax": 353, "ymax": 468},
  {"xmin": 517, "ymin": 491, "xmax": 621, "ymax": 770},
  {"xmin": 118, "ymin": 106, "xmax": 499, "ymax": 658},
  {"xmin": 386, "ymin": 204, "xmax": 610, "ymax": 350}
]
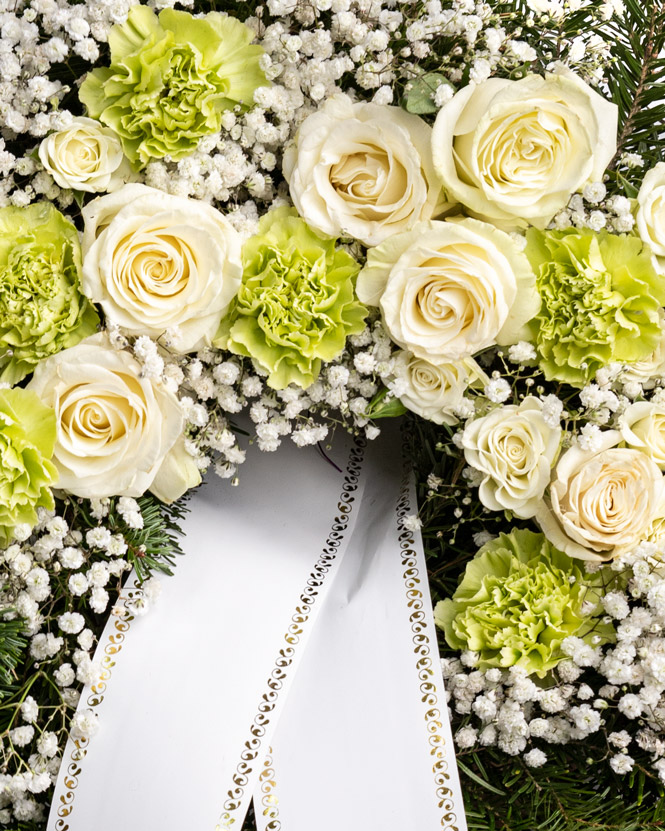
[{"xmin": 48, "ymin": 425, "xmax": 466, "ymax": 831}]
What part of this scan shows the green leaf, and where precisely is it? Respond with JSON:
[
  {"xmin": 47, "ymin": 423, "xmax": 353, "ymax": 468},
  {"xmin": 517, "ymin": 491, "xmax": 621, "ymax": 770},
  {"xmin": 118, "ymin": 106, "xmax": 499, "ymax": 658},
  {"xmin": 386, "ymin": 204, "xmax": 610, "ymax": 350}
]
[
  {"xmin": 365, "ymin": 387, "xmax": 407, "ymax": 419},
  {"xmin": 402, "ymin": 73, "xmax": 454, "ymax": 114}
]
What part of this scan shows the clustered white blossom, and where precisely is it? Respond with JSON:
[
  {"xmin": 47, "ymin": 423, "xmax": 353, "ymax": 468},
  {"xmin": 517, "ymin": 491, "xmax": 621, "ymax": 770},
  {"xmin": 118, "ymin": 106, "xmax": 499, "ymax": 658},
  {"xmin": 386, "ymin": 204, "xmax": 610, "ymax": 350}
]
[
  {"xmin": 166, "ymin": 317, "xmax": 391, "ymax": 478},
  {"xmin": 0, "ymin": 502, "xmax": 159, "ymax": 822},
  {"xmin": 551, "ymin": 186, "xmax": 637, "ymax": 235}
]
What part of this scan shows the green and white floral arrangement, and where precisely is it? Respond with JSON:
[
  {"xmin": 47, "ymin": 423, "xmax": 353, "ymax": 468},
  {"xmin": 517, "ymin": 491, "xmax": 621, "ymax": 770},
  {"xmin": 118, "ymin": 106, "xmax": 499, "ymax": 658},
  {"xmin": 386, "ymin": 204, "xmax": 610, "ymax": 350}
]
[{"xmin": 0, "ymin": 0, "xmax": 664, "ymax": 827}]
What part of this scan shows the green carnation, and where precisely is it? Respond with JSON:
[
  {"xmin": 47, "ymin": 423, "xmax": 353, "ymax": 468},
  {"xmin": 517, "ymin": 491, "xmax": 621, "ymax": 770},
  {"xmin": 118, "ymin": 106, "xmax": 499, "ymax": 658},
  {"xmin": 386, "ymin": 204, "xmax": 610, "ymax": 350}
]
[
  {"xmin": 79, "ymin": 6, "xmax": 266, "ymax": 166},
  {"xmin": 0, "ymin": 203, "xmax": 99, "ymax": 386},
  {"xmin": 216, "ymin": 207, "xmax": 368, "ymax": 389},
  {"xmin": 0, "ymin": 388, "xmax": 58, "ymax": 547},
  {"xmin": 434, "ymin": 529, "xmax": 614, "ymax": 678},
  {"xmin": 526, "ymin": 228, "xmax": 665, "ymax": 387}
]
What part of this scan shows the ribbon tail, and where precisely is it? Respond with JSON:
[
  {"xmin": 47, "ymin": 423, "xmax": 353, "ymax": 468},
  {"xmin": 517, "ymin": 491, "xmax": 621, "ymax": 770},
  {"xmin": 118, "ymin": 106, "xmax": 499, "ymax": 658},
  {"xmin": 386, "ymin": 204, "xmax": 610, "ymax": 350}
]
[
  {"xmin": 47, "ymin": 432, "xmax": 366, "ymax": 831},
  {"xmin": 253, "ymin": 422, "xmax": 467, "ymax": 831}
]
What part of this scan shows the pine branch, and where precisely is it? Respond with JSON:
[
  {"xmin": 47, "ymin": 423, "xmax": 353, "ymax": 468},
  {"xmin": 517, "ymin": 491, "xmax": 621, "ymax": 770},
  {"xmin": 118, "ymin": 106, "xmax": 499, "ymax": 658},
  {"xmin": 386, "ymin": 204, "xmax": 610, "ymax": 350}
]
[
  {"xmin": 59, "ymin": 490, "xmax": 189, "ymax": 583},
  {"xmin": 457, "ymin": 747, "xmax": 665, "ymax": 831},
  {"xmin": 605, "ymin": 0, "xmax": 665, "ymax": 173},
  {"xmin": 130, "ymin": 493, "xmax": 190, "ymax": 582},
  {"xmin": 0, "ymin": 616, "xmax": 27, "ymax": 699}
]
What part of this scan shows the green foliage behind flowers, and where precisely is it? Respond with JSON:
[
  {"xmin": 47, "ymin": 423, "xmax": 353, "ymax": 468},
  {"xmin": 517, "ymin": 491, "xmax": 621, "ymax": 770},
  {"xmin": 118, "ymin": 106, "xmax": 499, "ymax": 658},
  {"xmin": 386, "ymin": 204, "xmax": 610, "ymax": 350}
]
[
  {"xmin": 216, "ymin": 207, "xmax": 368, "ymax": 390},
  {"xmin": 79, "ymin": 6, "xmax": 266, "ymax": 167},
  {"xmin": 0, "ymin": 202, "xmax": 99, "ymax": 386},
  {"xmin": 0, "ymin": 388, "xmax": 58, "ymax": 547},
  {"xmin": 434, "ymin": 529, "xmax": 614, "ymax": 678},
  {"xmin": 525, "ymin": 228, "xmax": 665, "ymax": 387}
]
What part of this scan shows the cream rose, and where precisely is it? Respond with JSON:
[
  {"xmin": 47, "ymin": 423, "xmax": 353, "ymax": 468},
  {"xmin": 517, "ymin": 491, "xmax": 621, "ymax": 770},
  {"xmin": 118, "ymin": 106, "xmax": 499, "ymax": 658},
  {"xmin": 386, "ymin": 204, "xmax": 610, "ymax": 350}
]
[
  {"xmin": 637, "ymin": 162, "xmax": 665, "ymax": 274},
  {"xmin": 620, "ymin": 311, "xmax": 665, "ymax": 389},
  {"xmin": 392, "ymin": 351, "xmax": 487, "ymax": 425},
  {"xmin": 27, "ymin": 333, "xmax": 200, "ymax": 501},
  {"xmin": 431, "ymin": 69, "xmax": 618, "ymax": 229},
  {"xmin": 283, "ymin": 95, "xmax": 446, "ymax": 247},
  {"xmin": 462, "ymin": 397, "xmax": 561, "ymax": 518},
  {"xmin": 39, "ymin": 117, "xmax": 135, "ymax": 193},
  {"xmin": 535, "ymin": 430, "xmax": 664, "ymax": 561},
  {"xmin": 356, "ymin": 217, "xmax": 540, "ymax": 363},
  {"xmin": 81, "ymin": 184, "xmax": 242, "ymax": 353},
  {"xmin": 645, "ymin": 491, "xmax": 665, "ymax": 552},
  {"xmin": 621, "ymin": 402, "xmax": 665, "ymax": 469}
]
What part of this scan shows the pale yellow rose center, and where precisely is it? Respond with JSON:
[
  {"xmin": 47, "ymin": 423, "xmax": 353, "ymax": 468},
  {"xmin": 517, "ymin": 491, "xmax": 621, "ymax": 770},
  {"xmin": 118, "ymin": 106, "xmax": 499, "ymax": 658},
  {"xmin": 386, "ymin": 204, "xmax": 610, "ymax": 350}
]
[
  {"xmin": 62, "ymin": 392, "xmax": 138, "ymax": 447},
  {"xmin": 413, "ymin": 253, "xmax": 488, "ymax": 333},
  {"xmin": 565, "ymin": 456, "xmax": 649, "ymax": 540},
  {"xmin": 482, "ymin": 420, "xmax": 541, "ymax": 478},
  {"xmin": 411, "ymin": 362, "xmax": 446, "ymax": 394},
  {"xmin": 115, "ymin": 232, "xmax": 193, "ymax": 301},
  {"xmin": 329, "ymin": 147, "xmax": 408, "ymax": 218},
  {"xmin": 498, "ymin": 433, "xmax": 528, "ymax": 465},
  {"xmin": 475, "ymin": 109, "xmax": 570, "ymax": 190},
  {"xmin": 65, "ymin": 136, "xmax": 102, "ymax": 172}
]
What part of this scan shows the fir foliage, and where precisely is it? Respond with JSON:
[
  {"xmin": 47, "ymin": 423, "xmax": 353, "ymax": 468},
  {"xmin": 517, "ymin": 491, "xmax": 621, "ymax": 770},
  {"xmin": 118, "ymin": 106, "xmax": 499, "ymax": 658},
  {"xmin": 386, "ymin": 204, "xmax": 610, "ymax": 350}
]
[
  {"xmin": 0, "ymin": 616, "xmax": 26, "ymax": 699},
  {"xmin": 604, "ymin": 0, "xmax": 665, "ymax": 183},
  {"xmin": 59, "ymin": 492, "xmax": 189, "ymax": 583},
  {"xmin": 461, "ymin": 750, "xmax": 665, "ymax": 830}
]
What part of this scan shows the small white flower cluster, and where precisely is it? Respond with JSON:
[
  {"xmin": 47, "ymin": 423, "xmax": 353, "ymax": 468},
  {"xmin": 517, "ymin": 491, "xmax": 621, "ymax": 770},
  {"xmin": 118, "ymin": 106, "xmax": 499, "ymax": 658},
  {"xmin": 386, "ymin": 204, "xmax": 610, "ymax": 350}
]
[
  {"xmin": 394, "ymin": 0, "xmax": 554, "ymax": 110},
  {"xmin": 554, "ymin": 31, "xmax": 613, "ymax": 84},
  {"xmin": 156, "ymin": 317, "xmax": 390, "ymax": 481},
  {"xmin": 0, "ymin": 499, "xmax": 161, "ymax": 823},
  {"xmin": 526, "ymin": 0, "xmax": 624, "ymax": 25},
  {"xmin": 576, "ymin": 380, "xmax": 624, "ymax": 427},
  {"xmin": 551, "ymin": 187, "xmax": 636, "ymax": 235}
]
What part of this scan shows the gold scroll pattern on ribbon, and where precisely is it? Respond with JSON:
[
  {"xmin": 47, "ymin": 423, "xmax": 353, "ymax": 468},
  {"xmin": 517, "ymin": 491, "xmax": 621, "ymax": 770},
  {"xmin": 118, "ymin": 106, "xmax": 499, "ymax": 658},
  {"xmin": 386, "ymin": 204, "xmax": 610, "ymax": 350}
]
[
  {"xmin": 256, "ymin": 748, "xmax": 280, "ymax": 830},
  {"xmin": 396, "ymin": 442, "xmax": 460, "ymax": 831},
  {"xmin": 54, "ymin": 582, "xmax": 143, "ymax": 830}
]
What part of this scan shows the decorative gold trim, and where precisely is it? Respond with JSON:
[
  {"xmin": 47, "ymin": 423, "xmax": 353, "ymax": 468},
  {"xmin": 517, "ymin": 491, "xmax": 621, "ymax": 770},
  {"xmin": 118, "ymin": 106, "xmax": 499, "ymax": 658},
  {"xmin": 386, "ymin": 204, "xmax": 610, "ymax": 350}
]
[
  {"xmin": 53, "ymin": 582, "xmax": 143, "ymax": 831},
  {"xmin": 256, "ymin": 747, "xmax": 281, "ymax": 830},
  {"xmin": 396, "ymin": 444, "xmax": 460, "ymax": 831},
  {"xmin": 216, "ymin": 438, "xmax": 366, "ymax": 830}
]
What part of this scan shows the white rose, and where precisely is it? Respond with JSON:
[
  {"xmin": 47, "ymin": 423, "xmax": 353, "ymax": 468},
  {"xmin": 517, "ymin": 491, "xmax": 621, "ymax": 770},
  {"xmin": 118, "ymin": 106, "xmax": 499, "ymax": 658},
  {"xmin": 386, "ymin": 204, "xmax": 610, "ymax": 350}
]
[
  {"xmin": 27, "ymin": 333, "xmax": 201, "ymax": 501},
  {"xmin": 462, "ymin": 397, "xmax": 562, "ymax": 518},
  {"xmin": 621, "ymin": 402, "xmax": 665, "ymax": 469},
  {"xmin": 149, "ymin": 435, "xmax": 202, "ymax": 504},
  {"xmin": 356, "ymin": 217, "xmax": 540, "ymax": 363},
  {"xmin": 535, "ymin": 430, "xmax": 664, "ymax": 561},
  {"xmin": 620, "ymin": 311, "xmax": 665, "ymax": 389},
  {"xmin": 283, "ymin": 94, "xmax": 446, "ymax": 246},
  {"xmin": 392, "ymin": 351, "xmax": 487, "ymax": 425},
  {"xmin": 38, "ymin": 117, "xmax": 135, "ymax": 193},
  {"xmin": 81, "ymin": 184, "xmax": 242, "ymax": 354},
  {"xmin": 637, "ymin": 162, "xmax": 665, "ymax": 274},
  {"xmin": 645, "ymin": 491, "xmax": 665, "ymax": 552},
  {"xmin": 432, "ymin": 69, "xmax": 617, "ymax": 229}
]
